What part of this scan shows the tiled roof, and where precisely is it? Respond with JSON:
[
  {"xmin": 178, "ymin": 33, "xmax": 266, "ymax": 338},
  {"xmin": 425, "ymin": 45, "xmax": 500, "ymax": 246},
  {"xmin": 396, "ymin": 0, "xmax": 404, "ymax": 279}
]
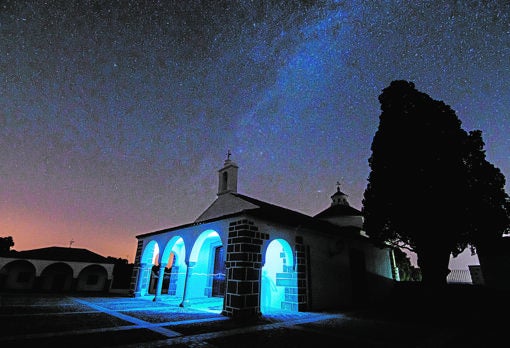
[
  {"xmin": 138, "ymin": 192, "xmax": 365, "ymax": 240},
  {"xmin": 6, "ymin": 247, "xmax": 113, "ymax": 263},
  {"xmin": 314, "ymin": 204, "xmax": 362, "ymax": 219},
  {"xmin": 233, "ymin": 193, "xmax": 345, "ymax": 232}
]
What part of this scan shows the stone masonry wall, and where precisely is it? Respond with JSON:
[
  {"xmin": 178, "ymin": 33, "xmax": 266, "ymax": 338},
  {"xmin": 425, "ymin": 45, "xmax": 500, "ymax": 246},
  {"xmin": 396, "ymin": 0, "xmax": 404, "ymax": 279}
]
[{"xmin": 222, "ymin": 219, "xmax": 268, "ymax": 320}]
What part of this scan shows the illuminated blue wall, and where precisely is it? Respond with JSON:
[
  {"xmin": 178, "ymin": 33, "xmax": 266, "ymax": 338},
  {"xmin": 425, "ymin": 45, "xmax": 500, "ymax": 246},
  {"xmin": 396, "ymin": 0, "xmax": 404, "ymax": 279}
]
[
  {"xmin": 261, "ymin": 238, "xmax": 297, "ymax": 312},
  {"xmin": 161, "ymin": 236, "xmax": 187, "ymax": 298},
  {"xmin": 186, "ymin": 230, "xmax": 223, "ymax": 300}
]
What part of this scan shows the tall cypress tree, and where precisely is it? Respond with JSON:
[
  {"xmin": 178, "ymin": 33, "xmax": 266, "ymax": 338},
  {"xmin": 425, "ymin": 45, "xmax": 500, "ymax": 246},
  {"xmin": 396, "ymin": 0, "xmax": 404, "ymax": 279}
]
[{"xmin": 362, "ymin": 80, "xmax": 509, "ymax": 286}]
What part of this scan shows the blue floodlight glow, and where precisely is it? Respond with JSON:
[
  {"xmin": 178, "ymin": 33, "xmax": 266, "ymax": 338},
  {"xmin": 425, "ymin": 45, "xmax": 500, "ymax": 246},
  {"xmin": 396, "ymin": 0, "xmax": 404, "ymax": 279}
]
[
  {"xmin": 159, "ymin": 236, "xmax": 187, "ymax": 298},
  {"xmin": 141, "ymin": 240, "xmax": 159, "ymax": 265},
  {"xmin": 261, "ymin": 238, "xmax": 297, "ymax": 313},
  {"xmin": 186, "ymin": 230, "xmax": 224, "ymax": 301}
]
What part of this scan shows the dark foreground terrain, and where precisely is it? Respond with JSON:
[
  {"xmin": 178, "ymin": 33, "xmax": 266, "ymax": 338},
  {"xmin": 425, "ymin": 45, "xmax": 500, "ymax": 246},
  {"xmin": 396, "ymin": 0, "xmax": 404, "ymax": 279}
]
[{"xmin": 0, "ymin": 283, "xmax": 506, "ymax": 348}]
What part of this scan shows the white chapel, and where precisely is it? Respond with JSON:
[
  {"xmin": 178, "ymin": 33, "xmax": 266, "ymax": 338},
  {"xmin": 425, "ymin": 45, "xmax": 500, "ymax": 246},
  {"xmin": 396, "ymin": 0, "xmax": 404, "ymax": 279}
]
[{"xmin": 130, "ymin": 156, "xmax": 395, "ymax": 320}]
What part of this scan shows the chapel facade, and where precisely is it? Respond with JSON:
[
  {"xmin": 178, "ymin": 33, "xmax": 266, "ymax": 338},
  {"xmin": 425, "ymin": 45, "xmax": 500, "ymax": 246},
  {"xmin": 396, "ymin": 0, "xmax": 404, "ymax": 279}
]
[{"xmin": 130, "ymin": 157, "xmax": 396, "ymax": 319}]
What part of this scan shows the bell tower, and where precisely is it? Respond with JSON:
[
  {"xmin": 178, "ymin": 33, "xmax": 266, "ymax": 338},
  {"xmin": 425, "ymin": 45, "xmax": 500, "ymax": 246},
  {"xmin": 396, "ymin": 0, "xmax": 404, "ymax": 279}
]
[
  {"xmin": 218, "ymin": 150, "xmax": 238, "ymax": 196},
  {"xmin": 331, "ymin": 181, "xmax": 349, "ymax": 206}
]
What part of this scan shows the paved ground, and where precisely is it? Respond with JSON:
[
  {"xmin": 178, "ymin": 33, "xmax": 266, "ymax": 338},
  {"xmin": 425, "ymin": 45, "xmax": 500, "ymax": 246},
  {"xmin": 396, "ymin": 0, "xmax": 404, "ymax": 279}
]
[{"xmin": 0, "ymin": 287, "xmax": 504, "ymax": 347}]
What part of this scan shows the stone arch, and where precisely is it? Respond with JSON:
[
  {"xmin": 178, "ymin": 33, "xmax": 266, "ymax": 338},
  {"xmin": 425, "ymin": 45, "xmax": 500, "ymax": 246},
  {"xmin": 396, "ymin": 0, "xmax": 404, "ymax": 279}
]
[
  {"xmin": 184, "ymin": 229, "xmax": 225, "ymax": 308},
  {"xmin": 40, "ymin": 262, "xmax": 74, "ymax": 292},
  {"xmin": 139, "ymin": 239, "xmax": 160, "ymax": 296},
  {"xmin": 159, "ymin": 236, "xmax": 187, "ymax": 298},
  {"xmin": 0, "ymin": 259, "xmax": 36, "ymax": 290},
  {"xmin": 141, "ymin": 240, "xmax": 160, "ymax": 265},
  {"xmin": 76, "ymin": 264, "xmax": 109, "ymax": 292},
  {"xmin": 261, "ymin": 238, "xmax": 298, "ymax": 313}
]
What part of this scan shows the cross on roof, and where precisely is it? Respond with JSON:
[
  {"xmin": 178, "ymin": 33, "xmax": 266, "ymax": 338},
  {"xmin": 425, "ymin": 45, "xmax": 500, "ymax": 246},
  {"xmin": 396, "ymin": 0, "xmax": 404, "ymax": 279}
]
[{"xmin": 226, "ymin": 149, "xmax": 232, "ymax": 160}]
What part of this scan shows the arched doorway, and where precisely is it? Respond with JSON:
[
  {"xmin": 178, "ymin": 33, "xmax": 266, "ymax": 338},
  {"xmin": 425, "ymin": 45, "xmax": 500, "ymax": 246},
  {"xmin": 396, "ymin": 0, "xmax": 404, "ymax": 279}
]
[
  {"xmin": 160, "ymin": 236, "xmax": 187, "ymax": 298},
  {"xmin": 261, "ymin": 238, "xmax": 297, "ymax": 313},
  {"xmin": 76, "ymin": 265, "xmax": 109, "ymax": 292},
  {"xmin": 40, "ymin": 263, "xmax": 74, "ymax": 292},
  {"xmin": 0, "ymin": 260, "xmax": 36, "ymax": 290},
  {"xmin": 139, "ymin": 240, "xmax": 160, "ymax": 296},
  {"xmin": 185, "ymin": 230, "xmax": 224, "ymax": 311}
]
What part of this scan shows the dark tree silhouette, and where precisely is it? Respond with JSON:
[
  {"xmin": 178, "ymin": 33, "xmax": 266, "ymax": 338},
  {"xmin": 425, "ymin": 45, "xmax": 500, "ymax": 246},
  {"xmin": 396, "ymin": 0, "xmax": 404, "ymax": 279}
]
[
  {"xmin": 362, "ymin": 80, "xmax": 509, "ymax": 286},
  {"xmin": 106, "ymin": 257, "xmax": 134, "ymax": 289},
  {"xmin": 463, "ymin": 130, "xmax": 510, "ymax": 250},
  {"xmin": 0, "ymin": 236, "xmax": 14, "ymax": 255},
  {"xmin": 463, "ymin": 130, "xmax": 510, "ymax": 287}
]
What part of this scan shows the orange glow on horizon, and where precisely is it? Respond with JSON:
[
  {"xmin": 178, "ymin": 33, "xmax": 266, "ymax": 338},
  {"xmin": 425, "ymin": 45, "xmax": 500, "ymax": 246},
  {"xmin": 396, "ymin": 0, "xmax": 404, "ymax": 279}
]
[{"xmin": 1, "ymin": 207, "xmax": 138, "ymax": 263}]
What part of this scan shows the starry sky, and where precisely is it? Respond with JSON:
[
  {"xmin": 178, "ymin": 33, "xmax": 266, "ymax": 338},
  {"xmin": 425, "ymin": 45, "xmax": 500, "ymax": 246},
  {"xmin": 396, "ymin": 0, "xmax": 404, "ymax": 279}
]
[{"xmin": 1, "ymin": 1, "xmax": 508, "ymax": 267}]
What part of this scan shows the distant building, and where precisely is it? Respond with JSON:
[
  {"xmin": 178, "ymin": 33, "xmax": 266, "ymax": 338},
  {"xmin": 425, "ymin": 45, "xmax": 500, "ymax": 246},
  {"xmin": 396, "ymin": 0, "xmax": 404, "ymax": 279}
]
[
  {"xmin": 0, "ymin": 247, "xmax": 114, "ymax": 293},
  {"xmin": 130, "ymin": 157, "xmax": 396, "ymax": 320},
  {"xmin": 446, "ymin": 269, "xmax": 472, "ymax": 284}
]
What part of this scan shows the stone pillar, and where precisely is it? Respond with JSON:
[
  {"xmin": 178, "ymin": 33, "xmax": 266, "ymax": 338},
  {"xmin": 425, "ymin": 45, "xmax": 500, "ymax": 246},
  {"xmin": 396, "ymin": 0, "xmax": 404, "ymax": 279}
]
[
  {"xmin": 153, "ymin": 263, "xmax": 167, "ymax": 301},
  {"xmin": 33, "ymin": 276, "xmax": 43, "ymax": 291},
  {"xmin": 70, "ymin": 277, "xmax": 78, "ymax": 292},
  {"xmin": 222, "ymin": 219, "xmax": 268, "ymax": 320},
  {"xmin": 179, "ymin": 262, "xmax": 194, "ymax": 307},
  {"xmin": 295, "ymin": 236, "xmax": 309, "ymax": 311}
]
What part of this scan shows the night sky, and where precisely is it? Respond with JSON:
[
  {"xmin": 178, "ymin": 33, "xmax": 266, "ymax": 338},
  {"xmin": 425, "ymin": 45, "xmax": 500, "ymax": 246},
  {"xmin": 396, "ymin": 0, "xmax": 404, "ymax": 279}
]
[{"xmin": 1, "ymin": 1, "xmax": 508, "ymax": 267}]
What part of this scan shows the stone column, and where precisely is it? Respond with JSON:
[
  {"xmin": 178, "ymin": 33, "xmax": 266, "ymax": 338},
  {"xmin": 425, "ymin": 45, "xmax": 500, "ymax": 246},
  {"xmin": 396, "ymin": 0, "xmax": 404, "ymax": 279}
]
[
  {"xmin": 222, "ymin": 219, "xmax": 268, "ymax": 320},
  {"xmin": 153, "ymin": 263, "xmax": 167, "ymax": 301},
  {"xmin": 103, "ymin": 278, "xmax": 112, "ymax": 293},
  {"xmin": 179, "ymin": 262, "xmax": 194, "ymax": 307},
  {"xmin": 70, "ymin": 277, "xmax": 78, "ymax": 292}
]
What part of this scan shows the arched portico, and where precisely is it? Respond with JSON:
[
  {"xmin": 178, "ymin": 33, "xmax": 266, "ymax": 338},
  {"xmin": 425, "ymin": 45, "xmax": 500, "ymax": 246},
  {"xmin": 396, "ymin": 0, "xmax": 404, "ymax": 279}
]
[
  {"xmin": 0, "ymin": 248, "xmax": 114, "ymax": 293},
  {"xmin": 134, "ymin": 240, "xmax": 160, "ymax": 297},
  {"xmin": 133, "ymin": 227, "xmax": 226, "ymax": 311},
  {"xmin": 153, "ymin": 236, "xmax": 187, "ymax": 300}
]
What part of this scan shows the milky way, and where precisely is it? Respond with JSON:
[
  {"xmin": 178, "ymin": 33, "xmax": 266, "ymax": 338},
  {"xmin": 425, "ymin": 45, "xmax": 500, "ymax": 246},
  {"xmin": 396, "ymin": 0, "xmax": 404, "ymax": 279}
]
[{"xmin": 1, "ymin": 1, "xmax": 508, "ymax": 265}]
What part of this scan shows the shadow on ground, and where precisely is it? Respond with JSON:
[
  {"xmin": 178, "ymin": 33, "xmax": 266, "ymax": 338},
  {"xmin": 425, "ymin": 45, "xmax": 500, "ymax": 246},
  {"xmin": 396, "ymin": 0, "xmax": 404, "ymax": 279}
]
[{"xmin": 0, "ymin": 283, "xmax": 506, "ymax": 347}]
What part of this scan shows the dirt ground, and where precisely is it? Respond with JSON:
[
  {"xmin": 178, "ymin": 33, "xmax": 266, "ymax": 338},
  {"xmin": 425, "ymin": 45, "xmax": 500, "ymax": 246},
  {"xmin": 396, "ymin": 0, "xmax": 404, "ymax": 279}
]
[{"xmin": 0, "ymin": 284, "xmax": 505, "ymax": 347}]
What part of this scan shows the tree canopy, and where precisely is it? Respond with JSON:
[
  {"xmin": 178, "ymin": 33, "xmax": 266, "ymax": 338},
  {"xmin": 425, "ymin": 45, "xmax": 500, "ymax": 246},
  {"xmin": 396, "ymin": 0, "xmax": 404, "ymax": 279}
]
[
  {"xmin": 362, "ymin": 80, "xmax": 509, "ymax": 286},
  {"xmin": 0, "ymin": 236, "xmax": 15, "ymax": 255}
]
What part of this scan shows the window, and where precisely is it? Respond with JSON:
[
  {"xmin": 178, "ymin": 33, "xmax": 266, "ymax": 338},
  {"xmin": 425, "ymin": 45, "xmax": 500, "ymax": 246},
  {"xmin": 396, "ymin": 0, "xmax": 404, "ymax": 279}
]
[{"xmin": 222, "ymin": 172, "xmax": 228, "ymax": 191}]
